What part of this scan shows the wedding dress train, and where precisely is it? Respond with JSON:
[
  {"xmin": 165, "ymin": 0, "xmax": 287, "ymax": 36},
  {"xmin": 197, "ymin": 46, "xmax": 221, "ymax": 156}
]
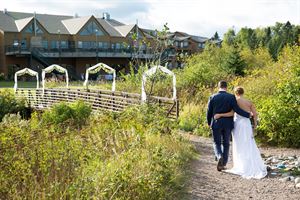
[{"xmin": 226, "ymin": 114, "xmax": 267, "ymax": 179}]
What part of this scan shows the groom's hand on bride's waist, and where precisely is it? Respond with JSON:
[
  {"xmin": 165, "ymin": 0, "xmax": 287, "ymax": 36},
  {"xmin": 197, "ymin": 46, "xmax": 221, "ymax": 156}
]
[{"xmin": 250, "ymin": 112, "xmax": 254, "ymax": 118}]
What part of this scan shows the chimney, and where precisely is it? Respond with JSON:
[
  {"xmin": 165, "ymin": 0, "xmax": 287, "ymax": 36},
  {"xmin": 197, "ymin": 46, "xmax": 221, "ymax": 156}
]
[
  {"xmin": 102, "ymin": 12, "xmax": 110, "ymax": 20},
  {"xmin": 3, "ymin": 8, "xmax": 7, "ymax": 14},
  {"xmin": 74, "ymin": 13, "xmax": 79, "ymax": 18}
]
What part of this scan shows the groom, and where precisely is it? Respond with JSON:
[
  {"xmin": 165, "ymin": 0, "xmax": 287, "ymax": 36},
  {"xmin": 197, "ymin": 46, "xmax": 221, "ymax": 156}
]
[{"xmin": 207, "ymin": 81, "xmax": 251, "ymax": 171}]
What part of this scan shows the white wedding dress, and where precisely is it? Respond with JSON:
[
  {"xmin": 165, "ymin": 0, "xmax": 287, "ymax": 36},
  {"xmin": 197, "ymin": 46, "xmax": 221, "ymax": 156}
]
[{"xmin": 226, "ymin": 114, "xmax": 267, "ymax": 179}]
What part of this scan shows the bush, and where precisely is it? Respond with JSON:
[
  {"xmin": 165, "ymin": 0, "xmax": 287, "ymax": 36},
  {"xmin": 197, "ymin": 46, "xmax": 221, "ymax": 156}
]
[
  {"xmin": 0, "ymin": 89, "xmax": 27, "ymax": 121},
  {"xmin": 0, "ymin": 73, "xmax": 5, "ymax": 81},
  {"xmin": 256, "ymin": 46, "xmax": 300, "ymax": 147},
  {"xmin": 230, "ymin": 45, "xmax": 300, "ymax": 147},
  {"xmin": 179, "ymin": 103, "xmax": 211, "ymax": 137},
  {"xmin": 179, "ymin": 103, "xmax": 202, "ymax": 132},
  {"xmin": 42, "ymin": 100, "xmax": 92, "ymax": 128}
]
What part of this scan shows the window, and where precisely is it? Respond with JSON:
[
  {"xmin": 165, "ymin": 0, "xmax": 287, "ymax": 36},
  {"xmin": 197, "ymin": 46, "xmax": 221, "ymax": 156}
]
[
  {"xmin": 24, "ymin": 24, "xmax": 33, "ymax": 33},
  {"xmin": 80, "ymin": 41, "xmax": 96, "ymax": 49},
  {"xmin": 36, "ymin": 25, "xmax": 44, "ymax": 34},
  {"xmin": 78, "ymin": 41, "xmax": 83, "ymax": 48},
  {"xmin": 103, "ymin": 42, "xmax": 109, "ymax": 49},
  {"xmin": 24, "ymin": 22, "xmax": 44, "ymax": 34},
  {"xmin": 137, "ymin": 30, "xmax": 144, "ymax": 39},
  {"xmin": 42, "ymin": 40, "xmax": 48, "ymax": 49},
  {"xmin": 183, "ymin": 41, "xmax": 189, "ymax": 47},
  {"xmin": 111, "ymin": 43, "xmax": 115, "ymax": 49},
  {"xmin": 51, "ymin": 40, "xmax": 59, "ymax": 49},
  {"xmin": 60, "ymin": 41, "xmax": 68, "ymax": 49},
  {"xmin": 98, "ymin": 42, "xmax": 109, "ymax": 49},
  {"xmin": 99, "ymin": 42, "xmax": 103, "ymax": 48},
  {"xmin": 91, "ymin": 41, "xmax": 96, "ymax": 48},
  {"xmin": 82, "ymin": 41, "xmax": 92, "ymax": 49},
  {"xmin": 21, "ymin": 39, "xmax": 27, "ymax": 49},
  {"xmin": 79, "ymin": 21, "xmax": 104, "ymax": 36},
  {"xmin": 13, "ymin": 40, "xmax": 19, "ymax": 46},
  {"xmin": 198, "ymin": 43, "xmax": 206, "ymax": 48},
  {"xmin": 115, "ymin": 43, "xmax": 121, "ymax": 49},
  {"xmin": 180, "ymin": 42, "xmax": 183, "ymax": 48}
]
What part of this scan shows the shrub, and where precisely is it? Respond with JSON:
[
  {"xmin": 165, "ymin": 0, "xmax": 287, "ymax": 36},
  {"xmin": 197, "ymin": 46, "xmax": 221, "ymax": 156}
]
[
  {"xmin": 230, "ymin": 45, "xmax": 300, "ymax": 147},
  {"xmin": 42, "ymin": 100, "xmax": 92, "ymax": 128},
  {"xmin": 179, "ymin": 103, "xmax": 202, "ymax": 132},
  {"xmin": 0, "ymin": 73, "xmax": 5, "ymax": 81},
  {"xmin": 257, "ymin": 46, "xmax": 300, "ymax": 147},
  {"xmin": 179, "ymin": 103, "xmax": 211, "ymax": 137},
  {"xmin": 0, "ymin": 89, "xmax": 27, "ymax": 121}
]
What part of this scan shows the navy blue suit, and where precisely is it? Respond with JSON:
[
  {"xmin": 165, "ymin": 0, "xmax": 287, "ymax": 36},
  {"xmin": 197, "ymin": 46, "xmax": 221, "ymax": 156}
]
[{"xmin": 207, "ymin": 91, "xmax": 250, "ymax": 165}]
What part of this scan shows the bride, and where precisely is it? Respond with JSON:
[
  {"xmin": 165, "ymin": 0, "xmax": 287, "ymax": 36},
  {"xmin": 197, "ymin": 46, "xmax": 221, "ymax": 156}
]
[{"xmin": 214, "ymin": 86, "xmax": 267, "ymax": 179}]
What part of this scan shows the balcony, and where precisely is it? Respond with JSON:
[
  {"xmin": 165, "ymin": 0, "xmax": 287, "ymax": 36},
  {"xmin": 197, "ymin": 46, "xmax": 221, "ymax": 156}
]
[{"xmin": 5, "ymin": 45, "xmax": 154, "ymax": 59}]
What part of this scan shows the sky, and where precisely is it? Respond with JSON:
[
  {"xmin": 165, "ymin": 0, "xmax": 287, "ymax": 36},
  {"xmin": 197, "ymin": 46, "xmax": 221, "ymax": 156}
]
[{"xmin": 1, "ymin": 0, "xmax": 300, "ymax": 38}]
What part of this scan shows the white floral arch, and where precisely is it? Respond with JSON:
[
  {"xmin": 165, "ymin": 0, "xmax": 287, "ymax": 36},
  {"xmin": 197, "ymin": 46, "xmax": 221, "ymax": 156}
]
[
  {"xmin": 42, "ymin": 64, "xmax": 69, "ymax": 91},
  {"xmin": 141, "ymin": 65, "xmax": 176, "ymax": 102},
  {"xmin": 83, "ymin": 63, "xmax": 116, "ymax": 91},
  {"xmin": 14, "ymin": 68, "xmax": 39, "ymax": 91}
]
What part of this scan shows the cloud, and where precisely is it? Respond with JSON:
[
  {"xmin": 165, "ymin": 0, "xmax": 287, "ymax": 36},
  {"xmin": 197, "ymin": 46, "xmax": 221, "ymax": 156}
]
[{"xmin": 1, "ymin": 0, "xmax": 299, "ymax": 37}]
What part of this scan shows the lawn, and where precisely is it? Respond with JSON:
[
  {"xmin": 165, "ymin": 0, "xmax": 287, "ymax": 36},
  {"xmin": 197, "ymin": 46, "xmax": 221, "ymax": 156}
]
[
  {"xmin": 0, "ymin": 81, "xmax": 114, "ymax": 90},
  {"xmin": 0, "ymin": 81, "xmax": 38, "ymax": 88}
]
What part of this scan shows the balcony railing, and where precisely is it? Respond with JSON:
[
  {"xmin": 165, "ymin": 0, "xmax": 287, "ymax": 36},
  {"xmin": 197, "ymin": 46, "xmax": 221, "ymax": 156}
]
[{"xmin": 5, "ymin": 45, "xmax": 154, "ymax": 58}]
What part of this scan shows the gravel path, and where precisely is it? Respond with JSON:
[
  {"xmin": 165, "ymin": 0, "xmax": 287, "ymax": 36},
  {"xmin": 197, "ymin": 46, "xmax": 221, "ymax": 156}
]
[{"xmin": 183, "ymin": 134, "xmax": 300, "ymax": 200}]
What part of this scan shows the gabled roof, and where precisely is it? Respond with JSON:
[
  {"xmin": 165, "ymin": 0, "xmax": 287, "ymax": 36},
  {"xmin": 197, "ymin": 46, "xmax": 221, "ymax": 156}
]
[
  {"xmin": 33, "ymin": 14, "xmax": 71, "ymax": 34},
  {"xmin": 106, "ymin": 19, "xmax": 125, "ymax": 27},
  {"xmin": 190, "ymin": 35, "xmax": 209, "ymax": 43},
  {"xmin": 96, "ymin": 18, "xmax": 123, "ymax": 37},
  {"xmin": 115, "ymin": 24, "xmax": 136, "ymax": 37},
  {"xmin": 174, "ymin": 31, "xmax": 209, "ymax": 43},
  {"xmin": 174, "ymin": 31, "xmax": 190, "ymax": 37},
  {"xmin": 15, "ymin": 17, "xmax": 33, "ymax": 31},
  {"xmin": 174, "ymin": 36, "xmax": 190, "ymax": 41},
  {"xmin": 0, "ymin": 10, "xmax": 211, "ymax": 41},
  {"xmin": 62, "ymin": 16, "xmax": 91, "ymax": 34},
  {"xmin": 7, "ymin": 11, "xmax": 72, "ymax": 34},
  {"xmin": 0, "ymin": 11, "xmax": 18, "ymax": 32}
]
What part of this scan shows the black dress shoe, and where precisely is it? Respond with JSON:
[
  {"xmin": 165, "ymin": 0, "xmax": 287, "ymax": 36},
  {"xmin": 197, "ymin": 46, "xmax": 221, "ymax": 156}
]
[{"xmin": 217, "ymin": 157, "xmax": 224, "ymax": 171}]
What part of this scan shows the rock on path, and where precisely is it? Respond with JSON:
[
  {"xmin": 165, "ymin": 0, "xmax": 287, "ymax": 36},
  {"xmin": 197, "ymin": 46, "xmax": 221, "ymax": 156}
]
[{"xmin": 183, "ymin": 134, "xmax": 300, "ymax": 200}]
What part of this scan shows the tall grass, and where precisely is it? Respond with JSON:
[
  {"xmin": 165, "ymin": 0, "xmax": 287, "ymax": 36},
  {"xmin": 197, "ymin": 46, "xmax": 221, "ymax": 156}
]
[{"xmin": 0, "ymin": 101, "xmax": 194, "ymax": 199}]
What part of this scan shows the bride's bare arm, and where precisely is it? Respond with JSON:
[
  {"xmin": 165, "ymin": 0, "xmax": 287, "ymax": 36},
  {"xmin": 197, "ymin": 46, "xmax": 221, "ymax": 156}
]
[
  {"xmin": 214, "ymin": 110, "xmax": 234, "ymax": 119},
  {"xmin": 250, "ymin": 103, "xmax": 258, "ymax": 128}
]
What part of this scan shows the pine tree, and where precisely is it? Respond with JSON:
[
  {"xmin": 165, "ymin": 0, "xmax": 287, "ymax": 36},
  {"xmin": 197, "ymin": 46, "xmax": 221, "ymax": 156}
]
[
  {"xmin": 224, "ymin": 45, "xmax": 246, "ymax": 76},
  {"xmin": 213, "ymin": 32, "xmax": 220, "ymax": 40}
]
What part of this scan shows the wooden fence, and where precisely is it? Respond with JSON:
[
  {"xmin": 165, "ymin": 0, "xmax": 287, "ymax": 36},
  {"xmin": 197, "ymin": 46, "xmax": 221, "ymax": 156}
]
[{"xmin": 15, "ymin": 88, "xmax": 179, "ymax": 119}]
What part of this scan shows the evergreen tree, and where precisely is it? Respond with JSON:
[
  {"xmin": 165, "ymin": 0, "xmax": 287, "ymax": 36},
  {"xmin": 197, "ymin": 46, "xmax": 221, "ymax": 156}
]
[
  {"xmin": 224, "ymin": 45, "xmax": 246, "ymax": 76},
  {"xmin": 213, "ymin": 32, "xmax": 220, "ymax": 40}
]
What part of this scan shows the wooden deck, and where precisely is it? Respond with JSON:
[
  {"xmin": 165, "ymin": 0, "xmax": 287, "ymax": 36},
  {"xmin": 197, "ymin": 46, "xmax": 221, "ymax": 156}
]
[{"xmin": 15, "ymin": 88, "xmax": 179, "ymax": 119}]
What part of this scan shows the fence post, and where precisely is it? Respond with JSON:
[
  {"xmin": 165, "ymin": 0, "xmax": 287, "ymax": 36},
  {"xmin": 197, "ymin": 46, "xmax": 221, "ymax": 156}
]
[
  {"xmin": 112, "ymin": 92, "xmax": 115, "ymax": 111},
  {"xmin": 176, "ymin": 99, "xmax": 179, "ymax": 120}
]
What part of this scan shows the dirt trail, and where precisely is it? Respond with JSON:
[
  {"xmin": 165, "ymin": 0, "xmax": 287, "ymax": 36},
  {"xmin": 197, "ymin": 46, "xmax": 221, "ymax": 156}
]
[{"xmin": 183, "ymin": 134, "xmax": 300, "ymax": 200}]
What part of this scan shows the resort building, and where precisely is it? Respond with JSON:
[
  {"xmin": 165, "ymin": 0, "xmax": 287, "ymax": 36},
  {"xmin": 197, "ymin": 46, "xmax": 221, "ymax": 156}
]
[{"xmin": 0, "ymin": 9, "xmax": 217, "ymax": 79}]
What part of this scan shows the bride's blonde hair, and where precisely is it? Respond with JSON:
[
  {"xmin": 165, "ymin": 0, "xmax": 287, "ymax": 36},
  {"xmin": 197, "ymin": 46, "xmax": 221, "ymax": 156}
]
[{"xmin": 234, "ymin": 86, "xmax": 244, "ymax": 95}]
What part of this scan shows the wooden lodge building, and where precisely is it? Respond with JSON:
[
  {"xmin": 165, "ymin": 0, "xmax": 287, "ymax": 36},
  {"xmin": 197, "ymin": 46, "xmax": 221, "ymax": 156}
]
[{"xmin": 0, "ymin": 9, "xmax": 218, "ymax": 79}]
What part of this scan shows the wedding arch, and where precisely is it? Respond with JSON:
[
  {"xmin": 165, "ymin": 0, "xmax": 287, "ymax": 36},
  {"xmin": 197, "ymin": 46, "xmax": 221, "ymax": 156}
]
[
  {"xmin": 141, "ymin": 65, "xmax": 176, "ymax": 102},
  {"xmin": 14, "ymin": 68, "xmax": 39, "ymax": 91},
  {"xmin": 42, "ymin": 64, "xmax": 69, "ymax": 91},
  {"xmin": 83, "ymin": 63, "xmax": 116, "ymax": 91}
]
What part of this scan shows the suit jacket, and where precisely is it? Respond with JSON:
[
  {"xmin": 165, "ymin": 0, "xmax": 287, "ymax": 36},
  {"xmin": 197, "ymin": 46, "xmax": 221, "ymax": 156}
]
[{"xmin": 206, "ymin": 91, "xmax": 250, "ymax": 130}]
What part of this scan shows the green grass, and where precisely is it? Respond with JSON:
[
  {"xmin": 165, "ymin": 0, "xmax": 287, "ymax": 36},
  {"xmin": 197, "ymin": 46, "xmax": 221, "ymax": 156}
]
[
  {"xmin": 0, "ymin": 81, "xmax": 113, "ymax": 90},
  {"xmin": 0, "ymin": 81, "xmax": 38, "ymax": 88}
]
